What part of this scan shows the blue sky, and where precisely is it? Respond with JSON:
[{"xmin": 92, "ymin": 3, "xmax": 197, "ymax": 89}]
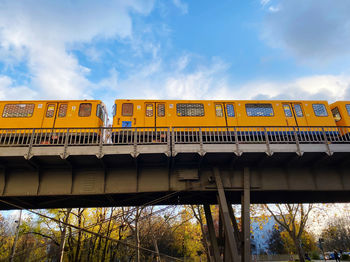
[{"xmin": 1, "ymin": 0, "xmax": 350, "ymax": 111}]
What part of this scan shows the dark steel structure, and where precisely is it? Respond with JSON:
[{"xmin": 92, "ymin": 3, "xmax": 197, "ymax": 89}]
[{"xmin": 0, "ymin": 126, "xmax": 350, "ymax": 262}]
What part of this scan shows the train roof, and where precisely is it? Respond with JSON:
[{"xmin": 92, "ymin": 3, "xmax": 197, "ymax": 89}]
[
  {"xmin": 0, "ymin": 100, "xmax": 102, "ymax": 103},
  {"xmin": 114, "ymin": 99, "xmax": 330, "ymax": 103}
]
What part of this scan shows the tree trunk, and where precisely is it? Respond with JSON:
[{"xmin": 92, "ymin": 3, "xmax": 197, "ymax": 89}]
[
  {"xmin": 293, "ymin": 236, "xmax": 305, "ymax": 262},
  {"xmin": 59, "ymin": 208, "xmax": 72, "ymax": 262},
  {"xmin": 135, "ymin": 209, "xmax": 140, "ymax": 262},
  {"xmin": 101, "ymin": 207, "xmax": 114, "ymax": 262}
]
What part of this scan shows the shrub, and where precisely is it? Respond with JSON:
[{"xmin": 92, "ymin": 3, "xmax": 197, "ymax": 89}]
[{"xmin": 341, "ymin": 254, "xmax": 350, "ymax": 260}]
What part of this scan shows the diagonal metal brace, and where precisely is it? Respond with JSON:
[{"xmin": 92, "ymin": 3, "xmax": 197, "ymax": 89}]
[{"xmin": 213, "ymin": 167, "xmax": 240, "ymax": 262}]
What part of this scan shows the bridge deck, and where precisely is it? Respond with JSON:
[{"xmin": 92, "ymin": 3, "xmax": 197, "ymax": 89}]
[{"xmin": 0, "ymin": 126, "xmax": 349, "ymax": 209}]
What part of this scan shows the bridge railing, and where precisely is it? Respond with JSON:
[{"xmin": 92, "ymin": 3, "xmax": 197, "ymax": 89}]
[{"xmin": 0, "ymin": 126, "xmax": 349, "ymax": 147}]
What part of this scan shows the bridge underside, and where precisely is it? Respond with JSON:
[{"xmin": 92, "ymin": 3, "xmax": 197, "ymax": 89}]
[{"xmin": 0, "ymin": 145, "xmax": 349, "ymax": 210}]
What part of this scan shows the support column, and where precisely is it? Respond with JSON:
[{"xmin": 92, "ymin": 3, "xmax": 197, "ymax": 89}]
[
  {"xmin": 241, "ymin": 167, "xmax": 251, "ymax": 262},
  {"xmin": 214, "ymin": 167, "xmax": 240, "ymax": 262},
  {"xmin": 204, "ymin": 204, "xmax": 221, "ymax": 262}
]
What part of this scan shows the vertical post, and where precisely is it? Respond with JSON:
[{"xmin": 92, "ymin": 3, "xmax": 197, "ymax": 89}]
[
  {"xmin": 10, "ymin": 209, "xmax": 22, "ymax": 262},
  {"xmin": 321, "ymin": 127, "xmax": 332, "ymax": 156},
  {"xmin": 293, "ymin": 127, "xmax": 302, "ymax": 156},
  {"xmin": 264, "ymin": 127, "xmax": 271, "ymax": 156},
  {"xmin": 214, "ymin": 167, "xmax": 240, "ymax": 262},
  {"xmin": 241, "ymin": 168, "xmax": 251, "ymax": 262},
  {"xmin": 204, "ymin": 204, "xmax": 221, "ymax": 262}
]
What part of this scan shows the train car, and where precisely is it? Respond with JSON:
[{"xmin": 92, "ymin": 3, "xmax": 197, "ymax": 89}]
[
  {"xmin": 111, "ymin": 99, "xmax": 336, "ymax": 143},
  {"xmin": 0, "ymin": 100, "xmax": 106, "ymax": 144},
  {"xmin": 112, "ymin": 99, "xmax": 335, "ymax": 127},
  {"xmin": 330, "ymin": 101, "xmax": 350, "ymax": 136}
]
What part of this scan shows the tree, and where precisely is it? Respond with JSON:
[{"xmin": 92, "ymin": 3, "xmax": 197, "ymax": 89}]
[
  {"xmin": 264, "ymin": 204, "xmax": 313, "ymax": 262},
  {"xmin": 267, "ymin": 226, "xmax": 286, "ymax": 254},
  {"xmin": 320, "ymin": 216, "xmax": 350, "ymax": 251}
]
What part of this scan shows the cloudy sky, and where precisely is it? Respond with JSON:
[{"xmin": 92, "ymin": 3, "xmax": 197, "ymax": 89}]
[{"xmin": 0, "ymin": 0, "xmax": 350, "ymax": 111}]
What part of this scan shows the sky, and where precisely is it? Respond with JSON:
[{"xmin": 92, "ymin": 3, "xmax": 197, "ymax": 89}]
[{"xmin": 1, "ymin": 0, "xmax": 350, "ymax": 112}]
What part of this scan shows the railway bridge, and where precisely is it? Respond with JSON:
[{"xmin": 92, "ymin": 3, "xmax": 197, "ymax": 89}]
[{"xmin": 0, "ymin": 126, "xmax": 350, "ymax": 262}]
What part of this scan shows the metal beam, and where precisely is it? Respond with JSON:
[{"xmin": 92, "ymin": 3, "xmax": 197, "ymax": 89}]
[
  {"xmin": 204, "ymin": 204, "xmax": 221, "ymax": 262},
  {"xmin": 214, "ymin": 167, "xmax": 240, "ymax": 262},
  {"xmin": 241, "ymin": 167, "xmax": 251, "ymax": 262}
]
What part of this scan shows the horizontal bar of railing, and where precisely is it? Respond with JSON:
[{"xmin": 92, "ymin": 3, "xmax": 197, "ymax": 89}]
[{"xmin": 0, "ymin": 126, "xmax": 349, "ymax": 147}]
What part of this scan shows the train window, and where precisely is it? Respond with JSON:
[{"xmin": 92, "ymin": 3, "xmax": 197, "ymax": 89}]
[
  {"xmin": 146, "ymin": 104, "xmax": 153, "ymax": 117},
  {"xmin": 246, "ymin": 104, "xmax": 274, "ymax": 117},
  {"xmin": 215, "ymin": 104, "xmax": 223, "ymax": 117},
  {"xmin": 331, "ymin": 107, "xmax": 341, "ymax": 122},
  {"xmin": 176, "ymin": 103, "xmax": 204, "ymax": 117},
  {"xmin": 312, "ymin": 104, "xmax": 328, "ymax": 117},
  {"xmin": 79, "ymin": 103, "xmax": 92, "ymax": 117},
  {"xmin": 2, "ymin": 103, "xmax": 34, "ymax": 118},
  {"xmin": 96, "ymin": 104, "xmax": 104, "ymax": 120},
  {"xmin": 283, "ymin": 104, "xmax": 292, "ymax": 117},
  {"xmin": 58, "ymin": 104, "xmax": 67, "ymax": 117},
  {"xmin": 346, "ymin": 104, "xmax": 350, "ymax": 116},
  {"xmin": 45, "ymin": 104, "xmax": 55, "ymax": 118},
  {"xmin": 112, "ymin": 104, "xmax": 116, "ymax": 117},
  {"xmin": 122, "ymin": 103, "xmax": 133, "ymax": 116},
  {"xmin": 294, "ymin": 104, "xmax": 303, "ymax": 117},
  {"xmin": 157, "ymin": 104, "xmax": 165, "ymax": 117},
  {"xmin": 226, "ymin": 104, "xmax": 235, "ymax": 117}
]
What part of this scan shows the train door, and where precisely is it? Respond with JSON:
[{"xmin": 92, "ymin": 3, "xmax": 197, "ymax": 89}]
[
  {"xmin": 283, "ymin": 103, "xmax": 308, "ymax": 126},
  {"xmin": 53, "ymin": 103, "xmax": 69, "ymax": 127},
  {"xmin": 41, "ymin": 103, "xmax": 58, "ymax": 128},
  {"xmin": 214, "ymin": 103, "xmax": 238, "ymax": 127},
  {"xmin": 144, "ymin": 102, "xmax": 167, "ymax": 127}
]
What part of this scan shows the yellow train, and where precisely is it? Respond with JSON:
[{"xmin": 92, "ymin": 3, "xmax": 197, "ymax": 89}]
[
  {"xmin": 112, "ymin": 99, "xmax": 336, "ymax": 128},
  {"xmin": 0, "ymin": 100, "xmax": 106, "ymax": 144},
  {"xmin": 0, "ymin": 98, "xmax": 349, "ymax": 145}
]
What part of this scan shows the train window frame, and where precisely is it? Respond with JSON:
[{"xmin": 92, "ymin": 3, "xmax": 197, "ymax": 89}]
[
  {"xmin": 145, "ymin": 103, "xmax": 153, "ymax": 117},
  {"xmin": 346, "ymin": 104, "xmax": 350, "ymax": 116},
  {"xmin": 226, "ymin": 104, "xmax": 235, "ymax": 117},
  {"xmin": 245, "ymin": 103, "xmax": 274, "ymax": 117},
  {"xmin": 176, "ymin": 103, "xmax": 205, "ymax": 117},
  {"xmin": 283, "ymin": 104, "xmax": 292, "ymax": 117},
  {"xmin": 157, "ymin": 103, "xmax": 165, "ymax": 117},
  {"xmin": 78, "ymin": 103, "xmax": 92, "ymax": 117},
  {"xmin": 122, "ymin": 103, "xmax": 133, "ymax": 116},
  {"xmin": 294, "ymin": 104, "xmax": 304, "ymax": 117},
  {"xmin": 2, "ymin": 103, "xmax": 35, "ymax": 118},
  {"xmin": 312, "ymin": 103, "xmax": 328, "ymax": 117},
  {"xmin": 58, "ymin": 104, "xmax": 67, "ymax": 118},
  {"xmin": 215, "ymin": 104, "xmax": 223, "ymax": 117},
  {"xmin": 331, "ymin": 107, "xmax": 341, "ymax": 122},
  {"xmin": 96, "ymin": 104, "xmax": 104, "ymax": 121},
  {"xmin": 45, "ymin": 104, "xmax": 56, "ymax": 118}
]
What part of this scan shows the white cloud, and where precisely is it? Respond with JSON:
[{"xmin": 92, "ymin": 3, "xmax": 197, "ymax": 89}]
[
  {"xmin": 215, "ymin": 75, "xmax": 350, "ymax": 103},
  {"xmin": 0, "ymin": 0, "xmax": 154, "ymax": 99},
  {"xmin": 172, "ymin": 0, "xmax": 188, "ymax": 14},
  {"xmin": 262, "ymin": 0, "xmax": 350, "ymax": 63},
  {"xmin": 103, "ymin": 53, "xmax": 350, "ymax": 104},
  {"xmin": 260, "ymin": 0, "xmax": 271, "ymax": 6},
  {"xmin": 0, "ymin": 75, "xmax": 37, "ymax": 100}
]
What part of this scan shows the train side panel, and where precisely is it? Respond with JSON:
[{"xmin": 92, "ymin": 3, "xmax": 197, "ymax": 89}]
[
  {"xmin": 0, "ymin": 101, "xmax": 46, "ymax": 129},
  {"xmin": 112, "ymin": 99, "xmax": 337, "ymax": 128},
  {"xmin": 0, "ymin": 100, "xmax": 105, "ymax": 129}
]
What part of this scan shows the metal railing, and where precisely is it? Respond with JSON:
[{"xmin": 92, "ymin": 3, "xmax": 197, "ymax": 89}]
[{"xmin": 0, "ymin": 126, "xmax": 349, "ymax": 147}]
